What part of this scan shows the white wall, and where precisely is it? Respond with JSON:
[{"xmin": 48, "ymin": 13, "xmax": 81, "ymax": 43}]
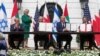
[
  {"xmin": 1, "ymin": 0, "xmax": 100, "ymax": 19},
  {"xmin": 1, "ymin": 0, "xmax": 100, "ymax": 48}
]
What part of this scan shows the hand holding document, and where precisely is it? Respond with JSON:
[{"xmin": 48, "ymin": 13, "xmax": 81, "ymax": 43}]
[
  {"xmin": 46, "ymin": 23, "xmax": 52, "ymax": 32},
  {"xmin": 39, "ymin": 23, "xmax": 45, "ymax": 32},
  {"xmin": 80, "ymin": 24, "xmax": 92, "ymax": 32},
  {"xmin": 63, "ymin": 28, "xmax": 68, "ymax": 32},
  {"xmin": 39, "ymin": 22, "xmax": 52, "ymax": 32},
  {"xmin": 65, "ymin": 23, "xmax": 71, "ymax": 31}
]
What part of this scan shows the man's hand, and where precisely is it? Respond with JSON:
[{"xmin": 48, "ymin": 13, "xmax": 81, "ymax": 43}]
[
  {"xmin": 63, "ymin": 28, "xmax": 68, "ymax": 32},
  {"xmin": 14, "ymin": 24, "xmax": 20, "ymax": 29},
  {"xmin": 30, "ymin": 16, "xmax": 32, "ymax": 19}
]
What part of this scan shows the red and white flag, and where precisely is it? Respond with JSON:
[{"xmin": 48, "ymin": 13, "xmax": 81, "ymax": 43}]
[
  {"xmin": 11, "ymin": 0, "xmax": 18, "ymax": 24},
  {"xmin": 93, "ymin": 15, "xmax": 100, "ymax": 46},
  {"xmin": 43, "ymin": 4, "xmax": 50, "ymax": 23},
  {"xmin": 11, "ymin": 0, "xmax": 18, "ymax": 18}
]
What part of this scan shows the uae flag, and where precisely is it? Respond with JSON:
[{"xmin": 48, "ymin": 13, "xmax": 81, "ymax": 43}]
[
  {"xmin": 63, "ymin": 4, "xmax": 70, "ymax": 23},
  {"xmin": 11, "ymin": 0, "xmax": 18, "ymax": 24},
  {"xmin": 11, "ymin": 0, "xmax": 18, "ymax": 18}
]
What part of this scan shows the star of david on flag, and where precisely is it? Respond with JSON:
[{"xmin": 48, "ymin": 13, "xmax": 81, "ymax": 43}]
[
  {"xmin": 0, "ymin": 3, "xmax": 8, "ymax": 31},
  {"xmin": 0, "ymin": 19, "xmax": 8, "ymax": 29}
]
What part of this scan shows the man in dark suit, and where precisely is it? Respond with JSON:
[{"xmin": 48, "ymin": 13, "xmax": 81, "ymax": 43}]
[
  {"xmin": 79, "ymin": 17, "xmax": 99, "ymax": 50},
  {"xmin": 56, "ymin": 16, "xmax": 72, "ymax": 51},
  {"xmin": 34, "ymin": 16, "xmax": 49, "ymax": 50},
  {"xmin": 9, "ymin": 19, "xmax": 24, "ymax": 49}
]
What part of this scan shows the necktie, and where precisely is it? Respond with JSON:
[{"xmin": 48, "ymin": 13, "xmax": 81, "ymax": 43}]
[{"xmin": 63, "ymin": 23, "xmax": 65, "ymax": 28}]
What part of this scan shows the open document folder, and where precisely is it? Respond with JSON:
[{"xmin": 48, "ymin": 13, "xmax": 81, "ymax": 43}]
[
  {"xmin": 66, "ymin": 23, "xmax": 71, "ymax": 31},
  {"xmin": 39, "ymin": 22, "xmax": 52, "ymax": 32},
  {"xmin": 80, "ymin": 24, "xmax": 92, "ymax": 32}
]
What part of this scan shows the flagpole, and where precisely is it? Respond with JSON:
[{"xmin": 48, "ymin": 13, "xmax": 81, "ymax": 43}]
[
  {"xmin": 37, "ymin": 0, "xmax": 38, "ymax": 6},
  {"xmin": 45, "ymin": 0, "xmax": 47, "ymax": 5},
  {"xmin": 55, "ymin": 0, "xmax": 58, "ymax": 5},
  {"xmin": 66, "ymin": 0, "xmax": 67, "ymax": 4},
  {"xmin": 66, "ymin": 0, "xmax": 67, "ymax": 3}
]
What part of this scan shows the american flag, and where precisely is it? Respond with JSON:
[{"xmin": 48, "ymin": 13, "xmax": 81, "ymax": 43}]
[
  {"xmin": 34, "ymin": 5, "xmax": 40, "ymax": 23},
  {"xmin": 83, "ymin": 3, "xmax": 91, "ymax": 21}
]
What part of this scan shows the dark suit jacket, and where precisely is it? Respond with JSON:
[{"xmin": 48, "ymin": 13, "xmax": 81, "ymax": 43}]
[
  {"xmin": 10, "ymin": 24, "xmax": 23, "ymax": 31},
  {"xmin": 0, "ymin": 38, "xmax": 7, "ymax": 51},
  {"xmin": 56, "ymin": 22, "xmax": 66, "ymax": 32},
  {"xmin": 9, "ymin": 24, "xmax": 24, "ymax": 40}
]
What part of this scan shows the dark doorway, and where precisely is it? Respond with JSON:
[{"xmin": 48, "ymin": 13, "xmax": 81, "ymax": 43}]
[
  {"xmin": 13, "ymin": 0, "xmax": 22, "ymax": 10},
  {"xmin": 40, "ymin": 2, "xmax": 62, "ymax": 22},
  {"xmin": 13, "ymin": 0, "xmax": 22, "ymax": 3},
  {"xmin": 80, "ymin": 0, "xmax": 89, "ymax": 2}
]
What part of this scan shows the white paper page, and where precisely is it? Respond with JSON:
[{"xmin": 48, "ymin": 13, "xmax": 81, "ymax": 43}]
[
  {"xmin": 80, "ymin": 24, "xmax": 92, "ymax": 32},
  {"xmin": 71, "ymin": 24, "xmax": 77, "ymax": 31},
  {"xmin": 46, "ymin": 23, "xmax": 53, "ymax": 32},
  {"xmin": 66, "ymin": 23, "xmax": 71, "ymax": 31},
  {"xmin": 87, "ymin": 24, "xmax": 92, "ymax": 31},
  {"xmin": 39, "ymin": 22, "xmax": 46, "ymax": 31},
  {"xmin": 80, "ymin": 24, "xmax": 85, "ymax": 31}
]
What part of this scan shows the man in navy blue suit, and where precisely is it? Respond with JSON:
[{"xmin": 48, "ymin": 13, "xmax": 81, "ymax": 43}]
[
  {"xmin": 56, "ymin": 16, "xmax": 72, "ymax": 51},
  {"xmin": 9, "ymin": 19, "xmax": 24, "ymax": 49}
]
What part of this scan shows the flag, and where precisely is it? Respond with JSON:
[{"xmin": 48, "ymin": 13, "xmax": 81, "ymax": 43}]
[
  {"xmin": 11, "ymin": 0, "xmax": 19, "ymax": 24},
  {"xmin": 97, "ymin": 16, "xmax": 100, "ymax": 46},
  {"xmin": 11, "ymin": 0, "xmax": 18, "ymax": 18},
  {"xmin": 34, "ymin": 4, "xmax": 40, "ymax": 23},
  {"xmin": 43, "ymin": 4, "xmax": 50, "ymax": 23},
  {"xmin": 52, "ymin": 5, "xmax": 60, "ymax": 42},
  {"xmin": 63, "ymin": 4, "xmax": 70, "ymax": 23},
  {"xmin": 92, "ymin": 16, "xmax": 98, "ymax": 32},
  {"xmin": 83, "ymin": 3, "xmax": 91, "ymax": 21},
  {"xmin": 52, "ymin": 5, "xmax": 60, "ymax": 23},
  {"xmin": 43, "ymin": 4, "xmax": 51, "ymax": 40},
  {"xmin": 93, "ymin": 15, "xmax": 100, "ymax": 46},
  {"xmin": 0, "ymin": 3, "xmax": 8, "ymax": 32}
]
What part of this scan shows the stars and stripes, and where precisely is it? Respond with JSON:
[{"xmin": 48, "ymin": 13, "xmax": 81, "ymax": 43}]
[
  {"xmin": 34, "ymin": 4, "xmax": 40, "ymax": 23},
  {"xmin": 83, "ymin": 3, "xmax": 91, "ymax": 21}
]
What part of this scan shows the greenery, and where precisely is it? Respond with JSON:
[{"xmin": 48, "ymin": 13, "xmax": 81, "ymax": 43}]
[{"xmin": 8, "ymin": 49, "xmax": 100, "ymax": 56}]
